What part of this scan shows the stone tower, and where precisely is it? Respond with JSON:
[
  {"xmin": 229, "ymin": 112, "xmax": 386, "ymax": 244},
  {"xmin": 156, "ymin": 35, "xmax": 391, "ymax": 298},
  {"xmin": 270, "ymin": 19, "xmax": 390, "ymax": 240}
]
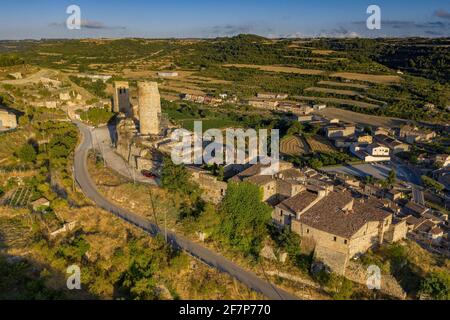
[
  {"xmin": 113, "ymin": 81, "xmax": 131, "ymax": 116},
  {"xmin": 138, "ymin": 81, "xmax": 161, "ymax": 136}
]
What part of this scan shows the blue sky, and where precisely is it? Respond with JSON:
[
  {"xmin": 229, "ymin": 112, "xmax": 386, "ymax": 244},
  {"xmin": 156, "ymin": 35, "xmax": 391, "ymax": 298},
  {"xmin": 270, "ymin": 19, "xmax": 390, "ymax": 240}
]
[{"xmin": 0, "ymin": 0, "xmax": 449, "ymax": 39}]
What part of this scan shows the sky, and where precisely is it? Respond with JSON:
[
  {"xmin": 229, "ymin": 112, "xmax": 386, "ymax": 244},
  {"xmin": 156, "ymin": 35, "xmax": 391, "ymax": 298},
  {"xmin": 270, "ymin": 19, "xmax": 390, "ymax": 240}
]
[{"xmin": 0, "ymin": 0, "xmax": 449, "ymax": 39}]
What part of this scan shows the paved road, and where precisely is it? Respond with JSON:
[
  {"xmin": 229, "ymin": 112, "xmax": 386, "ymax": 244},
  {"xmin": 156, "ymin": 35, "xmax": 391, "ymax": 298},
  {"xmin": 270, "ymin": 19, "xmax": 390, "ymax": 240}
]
[
  {"xmin": 1, "ymin": 69, "xmax": 58, "ymax": 85},
  {"xmin": 73, "ymin": 121, "xmax": 298, "ymax": 300},
  {"xmin": 91, "ymin": 125, "xmax": 157, "ymax": 185}
]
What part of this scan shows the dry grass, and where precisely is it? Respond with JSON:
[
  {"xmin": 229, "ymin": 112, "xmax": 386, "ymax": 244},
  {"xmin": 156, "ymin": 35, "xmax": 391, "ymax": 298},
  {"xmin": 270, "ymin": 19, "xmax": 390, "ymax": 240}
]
[
  {"xmin": 312, "ymin": 49, "xmax": 335, "ymax": 55},
  {"xmin": 223, "ymin": 64, "xmax": 325, "ymax": 75},
  {"xmin": 317, "ymin": 107, "xmax": 407, "ymax": 129},
  {"xmin": 331, "ymin": 72, "xmax": 402, "ymax": 84}
]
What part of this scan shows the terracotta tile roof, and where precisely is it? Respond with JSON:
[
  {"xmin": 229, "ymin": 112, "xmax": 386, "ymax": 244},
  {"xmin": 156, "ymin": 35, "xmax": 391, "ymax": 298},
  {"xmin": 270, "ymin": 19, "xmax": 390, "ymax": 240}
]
[
  {"xmin": 277, "ymin": 168, "xmax": 307, "ymax": 181},
  {"xmin": 405, "ymin": 201, "xmax": 428, "ymax": 215},
  {"xmin": 229, "ymin": 163, "xmax": 268, "ymax": 182},
  {"xmin": 430, "ymin": 226, "xmax": 444, "ymax": 235},
  {"xmin": 276, "ymin": 190, "xmax": 318, "ymax": 214},
  {"xmin": 245, "ymin": 175, "xmax": 274, "ymax": 186},
  {"xmin": 416, "ymin": 220, "xmax": 436, "ymax": 233},
  {"xmin": 298, "ymin": 191, "xmax": 391, "ymax": 239}
]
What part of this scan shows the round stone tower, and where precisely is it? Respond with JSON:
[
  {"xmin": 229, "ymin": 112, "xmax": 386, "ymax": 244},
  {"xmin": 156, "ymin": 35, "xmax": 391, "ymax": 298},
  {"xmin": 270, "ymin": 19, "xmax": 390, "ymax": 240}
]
[{"xmin": 138, "ymin": 81, "xmax": 161, "ymax": 136}]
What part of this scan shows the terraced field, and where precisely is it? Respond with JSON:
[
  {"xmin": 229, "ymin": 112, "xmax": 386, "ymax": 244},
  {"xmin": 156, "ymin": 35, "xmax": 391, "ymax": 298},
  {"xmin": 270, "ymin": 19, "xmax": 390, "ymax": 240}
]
[
  {"xmin": 305, "ymin": 87, "xmax": 360, "ymax": 97},
  {"xmin": 306, "ymin": 135, "xmax": 337, "ymax": 153},
  {"xmin": 223, "ymin": 64, "xmax": 325, "ymax": 75},
  {"xmin": 330, "ymin": 72, "xmax": 402, "ymax": 84},
  {"xmin": 280, "ymin": 136, "xmax": 310, "ymax": 156},
  {"xmin": 317, "ymin": 81, "xmax": 369, "ymax": 90}
]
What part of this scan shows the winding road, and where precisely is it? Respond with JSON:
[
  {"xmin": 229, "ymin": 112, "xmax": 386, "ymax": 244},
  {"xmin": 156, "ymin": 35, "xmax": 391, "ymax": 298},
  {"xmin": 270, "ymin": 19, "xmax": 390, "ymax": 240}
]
[{"xmin": 73, "ymin": 120, "xmax": 298, "ymax": 300}]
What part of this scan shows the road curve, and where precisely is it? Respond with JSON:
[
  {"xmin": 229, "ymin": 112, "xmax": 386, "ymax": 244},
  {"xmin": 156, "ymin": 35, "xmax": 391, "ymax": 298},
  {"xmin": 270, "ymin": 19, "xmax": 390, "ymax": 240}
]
[{"xmin": 73, "ymin": 121, "xmax": 298, "ymax": 300}]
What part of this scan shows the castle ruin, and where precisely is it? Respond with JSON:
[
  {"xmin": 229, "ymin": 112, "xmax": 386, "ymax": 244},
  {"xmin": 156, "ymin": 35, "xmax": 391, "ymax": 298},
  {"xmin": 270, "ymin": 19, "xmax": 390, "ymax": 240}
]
[
  {"xmin": 113, "ymin": 81, "xmax": 131, "ymax": 116},
  {"xmin": 138, "ymin": 81, "xmax": 161, "ymax": 136}
]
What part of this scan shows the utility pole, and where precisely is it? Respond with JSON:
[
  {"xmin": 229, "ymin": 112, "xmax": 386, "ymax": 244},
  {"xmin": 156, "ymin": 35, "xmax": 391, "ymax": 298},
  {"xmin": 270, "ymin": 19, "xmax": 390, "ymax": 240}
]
[{"xmin": 165, "ymin": 209, "xmax": 167, "ymax": 243}]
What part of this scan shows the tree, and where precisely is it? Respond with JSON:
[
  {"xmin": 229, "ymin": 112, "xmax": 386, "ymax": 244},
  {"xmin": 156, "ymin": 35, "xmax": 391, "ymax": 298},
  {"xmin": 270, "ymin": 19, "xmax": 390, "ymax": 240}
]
[
  {"xmin": 419, "ymin": 272, "xmax": 450, "ymax": 300},
  {"xmin": 18, "ymin": 115, "xmax": 29, "ymax": 127},
  {"xmin": 217, "ymin": 182, "xmax": 272, "ymax": 257},
  {"xmin": 421, "ymin": 176, "xmax": 445, "ymax": 193},
  {"xmin": 386, "ymin": 170, "xmax": 396, "ymax": 187},
  {"xmin": 16, "ymin": 143, "xmax": 37, "ymax": 163},
  {"xmin": 161, "ymin": 156, "xmax": 193, "ymax": 195},
  {"xmin": 161, "ymin": 156, "xmax": 204, "ymax": 219},
  {"xmin": 286, "ymin": 122, "xmax": 303, "ymax": 136}
]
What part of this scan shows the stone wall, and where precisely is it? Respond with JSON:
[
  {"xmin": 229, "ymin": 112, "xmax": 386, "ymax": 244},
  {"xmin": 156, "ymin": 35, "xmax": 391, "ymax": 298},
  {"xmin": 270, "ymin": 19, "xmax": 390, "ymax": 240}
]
[
  {"xmin": 384, "ymin": 220, "xmax": 408, "ymax": 244},
  {"xmin": 345, "ymin": 261, "xmax": 407, "ymax": 299},
  {"xmin": 314, "ymin": 245, "xmax": 348, "ymax": 275},
  {"xmin": 291, "ymin": 219, "xmax": 390, "ymax": 275},
  {"xmin": 189, "ymin": 169, "xmax": 227, "ymax": 205}
]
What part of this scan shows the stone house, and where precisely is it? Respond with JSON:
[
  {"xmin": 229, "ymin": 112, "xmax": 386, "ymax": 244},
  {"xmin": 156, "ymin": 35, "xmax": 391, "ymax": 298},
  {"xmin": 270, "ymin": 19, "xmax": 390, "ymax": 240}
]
[
  {"xmin": 399, "ymin": 125, "xmax": 437, "ymax": 144},
  {"xmin": 274, "ymin": 189, "xmax": 404, "ymax": 274},
  {"xmin": 230, "ymin": 162, "xmax": 305, "ymax": 206},
  {"xmin": 374, "ymin": 134, "xmax": 410, "ymax": 154},
  {"xmin": 384, "ymin": 189, "xmax": 404, "ymax": 202},
  {"xmin": 403, "ymin": 201, "xmax": 430, "ymax": 217},
  {"xmin": 189, "ymin": 167, "xmax": 227, "ymax": 205},
  {"xmin": 414, "ymin": 219, "xmax": 444, "ymax": 245},
  {"xmin": 247, "ymin": 99, "xmax": 279, "ymax": 110},
  {"xmin": 325, "ymin": 123, "xmax": 356, "ymax": 139},
  {"xmin": 432, "ymin": 154, "xmax": 450, "ymax": 168},
  {"xmin": 31, "ymin": 197, "xmax": 50, "ymax": 211},
  {"xmin": 0, "ymin": 110, "xmax": 17, "ymax": 129}
]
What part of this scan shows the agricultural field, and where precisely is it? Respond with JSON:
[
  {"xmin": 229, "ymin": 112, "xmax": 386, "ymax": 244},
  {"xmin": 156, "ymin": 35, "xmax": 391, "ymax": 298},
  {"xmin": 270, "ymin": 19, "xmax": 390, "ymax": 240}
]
[
  {"xmin": 330, "ymin": 72, "xmax": 402, "ymax": 84},
  {"xmin": 317, "ymin": 80, "xmax": 369, "ymax": 90},
  {"xmin": 280, "ymin": 135, "xmax": 311, "ymax": 156},
  {"xmin": 304, "ymin": 87, "xmax": 360, "ymax": 97},
  {"xmin": 223, "ymin": 64, "xmax": 325, "ymax": 75},
  {"xmin": 5, "ymin": 187, "xmax": 33, "ymax": 208},
  {"xmin": 306, "ymin": 135, "xmax": 337, "ymax": 153}
]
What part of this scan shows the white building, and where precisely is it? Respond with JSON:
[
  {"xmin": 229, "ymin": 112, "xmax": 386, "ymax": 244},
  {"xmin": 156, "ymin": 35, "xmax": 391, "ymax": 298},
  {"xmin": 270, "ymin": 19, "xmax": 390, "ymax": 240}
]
[
  {"xmin": 158, "ymin": 71, "xmax": 179, "ymax": 77},
  {"xmin": 351, "ymin": 143, "xmax": 391, "ymax": 163}
]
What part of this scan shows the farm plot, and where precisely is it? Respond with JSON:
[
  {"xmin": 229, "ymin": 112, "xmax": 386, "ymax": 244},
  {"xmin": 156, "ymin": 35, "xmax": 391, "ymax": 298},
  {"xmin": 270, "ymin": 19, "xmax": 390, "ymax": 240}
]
[
  {"xmin": 223, "ymin": 64, "xmax": 325, "ymax": 75},
  {"xmin": 306, "ymin": 135, "xmax": 337, "ymax": 153},
  {"xmin": 7, "ymin": 187, "xmax": 33, "ymax": 208},
  {"xmin": 305, "ymin": 87, "xmax": 360, "ymax": 97},
  {"xmin": 330, "ymin": 72, "xmax": 402, "ymax": 84},
  {"xmin": 317, "ymin": 81, "xmax": 369, "ymax": 90},
  {"xmin": 281, "ymin": 136, "xmax": 311, "ymax": 156}
]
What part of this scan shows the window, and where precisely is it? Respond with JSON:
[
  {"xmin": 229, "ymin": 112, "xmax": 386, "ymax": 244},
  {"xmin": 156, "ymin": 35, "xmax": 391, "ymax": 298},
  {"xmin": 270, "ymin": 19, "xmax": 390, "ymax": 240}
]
[
  {"xmin": 344, "ymin": 240, "xmax": 348, "ymax": 245},
  {"xmin": 333, "ymin": 237, "xmax": 337, "ymax": 242},
  {"xmin": 306, "ymin": 229, "xmax": 310, "ymax": 234}
]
